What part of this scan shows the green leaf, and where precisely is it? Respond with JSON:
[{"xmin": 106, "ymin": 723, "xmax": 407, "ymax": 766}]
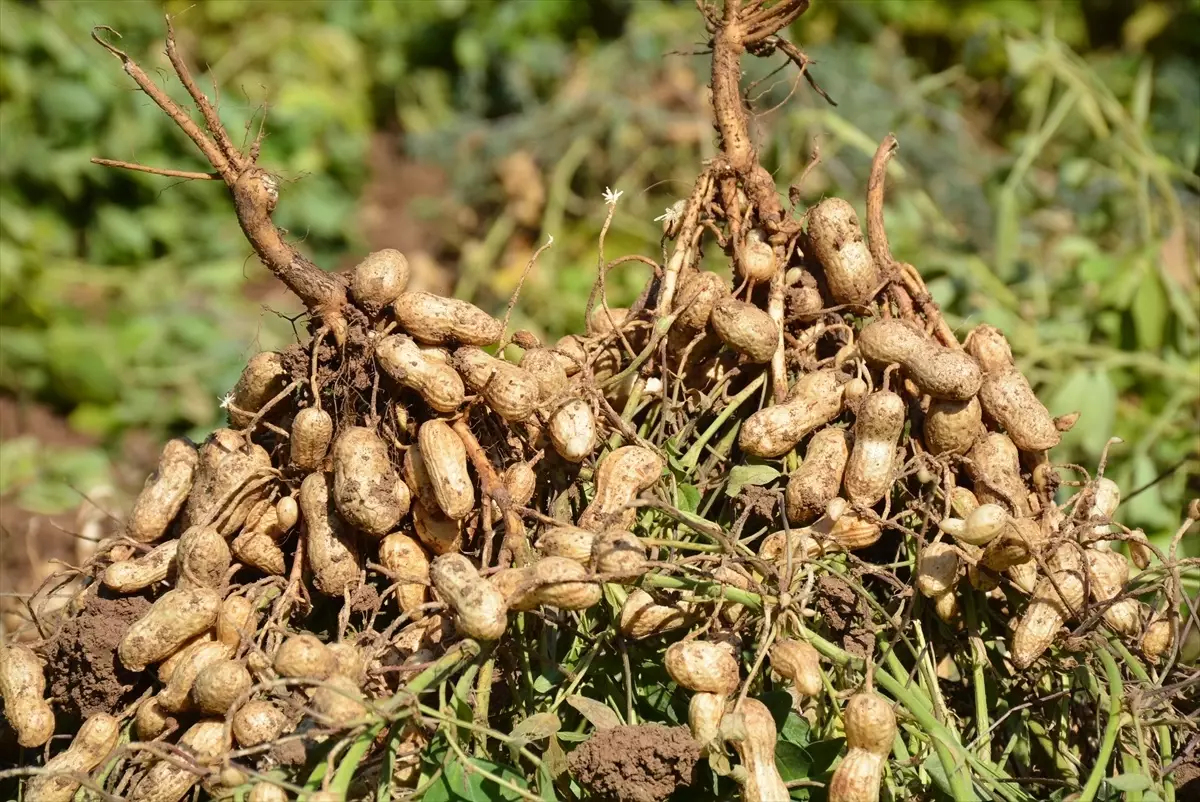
[
  {"xmin": 566, "ymin": 695, "xmax": 622, "ymax": 731},
  {"xmin": 775, "ymin": 740, "xmax": 812, "ymax": 784},
  {"xmin": 1131, "ymin": 267, "xmax": 1167, "ymax": 353},
  {"xmin": 422, "ymin": 754, "xmax": 530, "ymax": 802},
  {"xmin": 725, "ymin": 464, "xmax": 781, "ymax": 497},
  {"xmin": 676, "ymin": 483, "xmax": 701, "ymax": 514},
  {"xmin": 510, "ymin": 712, "xmax": 560, "ymax": 744},
  {"xmin": 1105, "ymin": 773, "xmax": 1153, "ymax": 793},
  {"xmin": 803, "ymin": 737, "xmax": 845, "ymax": 776}
]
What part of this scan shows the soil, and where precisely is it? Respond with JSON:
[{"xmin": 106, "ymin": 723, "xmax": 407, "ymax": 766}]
[
  {"xmin": 567, "ymin": 724, "xmax": 701, "ymax": 802},
  {"xmin": 815, "ymin": 573, "xmax": 876, "ymax": 659},
  {"xmin": 1177, "ymin": 760, "xmax": 1200, "ymax": 802},
  {"xmin": 43, "ymin": 586, "xmax": 153, "ymax": 721}
]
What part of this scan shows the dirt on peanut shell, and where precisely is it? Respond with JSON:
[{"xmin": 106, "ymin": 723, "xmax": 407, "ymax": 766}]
[
  {"xmin": 44, "ymin": 586, "xmax": 152, "ymax": 720},
  {"xmin": 567, "ymin": 724, "xmax": 700, "ymax": 802}
]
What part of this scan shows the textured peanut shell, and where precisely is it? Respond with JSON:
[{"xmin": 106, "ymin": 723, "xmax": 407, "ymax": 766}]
[
  {"xmin": 290, "ymin": 407, "xmax": 333, "ymax": 471},
  {"xmin": 739, "ymin": 370, "xmax": 844, "ymax": 458},
  {"xmin": 300, "ymin": 472, "xmax": 363, "ymax": 597},
  {"xmin": 758, "ymin": 530, "xmax": 825, "ymax": 565},
  {"xmin": 1012, "ymin": 545, "xmax": 1085, "ymax": 668},
  {"xmin": 379, "ymin": 532, "xmax": 430, "ymax": 619},
  {"xmin": 858, "ymin": 319, "xmax": 981, "ymax": 401},
  {"xmin": 454, "ymin": 346, "xmax": 540, "ymax": 421},
  {"xmin": 519, "ymin": 348, "xmax": 570, "ymax": 403},
  {"xmin": 393, "ymin": 291, "xmax": 501, "ymax": 345},
  {"xmin": 216, "ymin": 595, "xmax": 256, "ymax": 650},
  {"xmin": 490, "ymin": 567, "xmax": 538, "ymax": 612},
  {"xmin": 724, "ymin": 697, "xmax": 789, "ymax": 802},
  {"xmin": 536, "ymin": 526, "xmax": 596, "ymax": 564},
  {"xmin": 183, "ymin": 428, "xmax": 271, "ymax": 535},
  {"xmin": 828, "ymin": 749, "xmax": 886, "ymax": 802},
  {"xmin": 412, "ymin": 501, "xmax": 463, "ymax": 555},
  {"xmin": 503, "ymin": 462, "xmax": 537, "ymax": 507},
  {"xmin": 844, "ymin": 692, "xmax": 896, "ymax": 755},
  {"xmin": 376, "ymin": 335, "xmax": 465, "ymax": 413},
  {"xmin": 157, "ymin": 640, "xmax": 229, "ymax": 712},
  {"xmin": 806, "ymin": 198, "xmax": 880, "ymax": 306},
  {"xmin": 1142, "ymin": 617, "xmax": 1173, "ymax": 660},
  {"xmin": 430, "ymin": 553, "xmax": 509, "ymax": 640},
  {"xmin": 119, "ymin": 587, "xmax": 221, "ymax": 671},
  {"xmin": 964, "ymin": 324, "xmax": 1014, "ymax": 372},
  {"xmin": 175, "ymin": 525, "xmax": 230, "ymax": 590},
  {"xmin": 129, "ymin": 720, "xmax": 229, "ymax": 802},
  {"xmin": 785, "ymin": 427, "xmax": 849, "ymax": 523},
  {"xmin": 0, "ymin": 645, "xmax": 54, "ymax": 748},
  {"xmin": 403, "ymin": 442, "xmax": 438, "ymax": 509},
  {"xmin": 552, "ymin": 335, "xmax": 588, "ymax": 376},
  {"xmin": 711, "ymin": 297, "xmax": 778, "ymax": 363},
  {"xmin": 1085, "ymin": 549, "xmax": 1140, "ymax": 636},
  {"xmin": 418, "ymin": 420, "xmax": 475, "ymax": 520},
  {"xmin": 618, "ymin": 589, "xmax": 688, "ymax": 639},
  {"xmin": 274, "ymin": 633, "xmax": 335, "ymax": 680},
  {"xmin": 689, "ymin": 692, "xmax": 728, "ymax": 754},
  {"xmin": 25, "ymin": 712, "xmax": 120, "ymax": 802},
  {"xmin": 770, "ymin": 640, "xmax": 822, "ymax": 696},
  {"xmin": 813, "ymin": 510, "xmax": 882, "ymax": 551},
  {"xmin": 350, "ymin": 248, "xmax": 409, "ymax": 315},
  {"xmin": 966, "ymin": 433, "xmax": 1031, "ymax": 517},
  {"xmin": 103, "ymin": 539, "xmax": 179, "ymax": 593},
  {"xmin": 916, "ymin": 542, "xmax": 960, "ymax": 597},
  {"xmin": 333, "ymin": 426, "xmax": 406, "ymax": 537},
  {"xmin": 577, "ymin": 446, "xmax": 663, "ymax": 531},
  {"xmin": 549, "ymin": 397, "xmax": 597, "ymax": 463},
  {"xmin": 135, "ymin": 698, "xmax": 172, "ymax": 740},
  {"xmin": 527, "ymin": 557, "xmax": 601, "ymax": 610},
  {"xmin": 231, "ymin": 529, "xmax": 286, "ymax": 575},
  {"xmin": 590, "ymin": 529, "xmax": 648, "ymax": 581},
  {"xmin": 232, "ymin": 700, "xmax": 289, "ymax": 748},
  {"xmin": 924, "ymin": 397, "xmax": 984, "ymax": 456},
  {"xmin": 673, "ymin": 270, "xmax": 729, "ymax": 332},
  {"xmin": 665, "ymin": 641, "xmax": 739, "ymax": 695},
  {"xmin": 979, "ymin": 366, "xmax": 1061, "ymax": 451},
  {"xmin": 844, "ymin": 391, "xmax": 905, "ymax": 507},
  {"xmin": 739, "ymin": 232, "xmax": 777, "ymax": 284},
  {"xmin": 228, "ymin": 351, "xmax": 288, "ymax": 428},
  {"xmin": 191, "ymin": 659, "xmax": 251, "ymax": 715},
  {"xmin": 127, "ymin": 438, "xmax": 197, "ymax": 542}
]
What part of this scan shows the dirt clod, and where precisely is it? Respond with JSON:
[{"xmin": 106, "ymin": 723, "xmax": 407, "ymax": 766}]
[
  {"xmin": 45, "ymin": 587, "xmax": 152, "ymax": 719},
  {"xmin": 816, "ymin": 574, "xmax": 875, "ymax": 658},
  {"xmin": 567, "ymin": 724, "xmax": 700, "ymax": 802}
]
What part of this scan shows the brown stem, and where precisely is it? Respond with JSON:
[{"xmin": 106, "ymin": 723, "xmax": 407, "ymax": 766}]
[
  {"xmin": 91, "ymin": 18, "xmax": 349, "ymax": 341},
  {"xmin": 451, "ymin": 418, "xmax": 531, "ymax": 566}
]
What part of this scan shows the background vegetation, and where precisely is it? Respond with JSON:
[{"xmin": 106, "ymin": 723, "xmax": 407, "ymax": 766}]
[{"xmin": 0, "ymin": 0, "xmax": 1197, "ymax": 559}]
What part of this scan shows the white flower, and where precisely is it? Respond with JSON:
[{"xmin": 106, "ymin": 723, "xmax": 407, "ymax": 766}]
[
  {"xmin": 602, "ymin": 186, "xmax": 623, "ymax": 206},
  {"xmin": 219, "ymin": 392, "xmax": 235, "ymax": 410},
  {"xmin": 654, "ymin": 203, "xmax": 682, "ymax": 227},
  {"xmin": 546, "ymin": 234, "xmax": 554, "ymax": 245}
]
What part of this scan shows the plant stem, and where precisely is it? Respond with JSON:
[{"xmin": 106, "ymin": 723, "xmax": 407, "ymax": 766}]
[
  {"xmin": 680, "ymin": 372, "xmax": 766, "ymax": 470},
  {"xmin": 643, "ymin": 572, "xmax": 764, "ymax": 610},
  {"xmin": 1079, "ymin": 648, "xmax": 1123, "ymax": 802}
]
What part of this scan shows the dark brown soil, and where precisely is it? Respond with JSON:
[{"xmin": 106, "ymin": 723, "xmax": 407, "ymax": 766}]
[
  {"xmin": 816, "ymin": 573, "xmax": 875, "ymax": 658},
  {"xmin": 1177, "ymin": 760, "xmax": 1200, "ymax": 802},
  {"xmin": 44, "ymin": 587, "xmax": 152, "ymax": 720},
  {"xmin": 270, "ymin": 739, "xmax": 308, "ymax": 767},
  {"xmin": 567, "ymin": 724, "xmax": 700, "ymax": 802},
  {"xmin": 349, "ymin": 583, "xmax": 381, "ymax": 614}
]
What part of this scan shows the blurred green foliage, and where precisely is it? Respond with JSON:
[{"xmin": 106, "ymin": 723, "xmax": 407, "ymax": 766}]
[{"xmin": 0, "ymin": 0, "xmax": 1196, "ymax": 549}]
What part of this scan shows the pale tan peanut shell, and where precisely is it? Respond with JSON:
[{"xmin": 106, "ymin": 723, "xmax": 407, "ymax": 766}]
[
  {"xmin": 536, "ymin": 526, "xmax": 597, "ymax": 564},
  {"xmin": 175, "ymin": 525, "xmax": 231, "ymax": 590},
  {"xmin": 844, "ymin": 691, "xmax": 896, "ymax": 755},
  {"xmin": 379, "ymin": 532, "xmax": 430, "ymax": 619},
  {"xmin": 1142, "ymin": 616, "xmax": 1173, "ymax": 661},
  {"xmin": 526, "ymin": 557, "xmax": 602, "ymax": 610},
  {"xmin": 191, "ymin": 659, "xmax": 252, "ymax": 715},
  {"xmin": 490, "ymin": 567, "xmax": 538, "ymax": 613},
  {"xmin": 963, "ymin": 324, "xmax": 1013, "ymax": 371},
  {"xmin": 590, "ymin": 529, "xmax": 648, "ymax": 581},
  {"xmin": 689, "ymin": 692, "xmax": 727, "ymax": 754},
  {"xmin": 739, "ymin": 230, "xmax": 777, "ymax": 284},
  {"xmin": 126, "ymin": 437, "xmax": 198, "ymax": 542},
  {"xmin": 214, "ymin": 592, "xmax": 258, "ymax": 648},
  {"xmin": 739, "ymin": 370, "xmax": 844, "ymax": 458},
  {"xmin": 412, "ymin": 501, "xmax": 463, "ymax": 555},
  {"xmin": 916, "ymin": 542, "xmax": 960, "ymax": 597},
  {"xmin": 589, "ymin": 306, "xmax": 630, "ymax": 336},
  {"xmin": 809, "ymin": 504, "xmax": 882, "ymax": 551},
  {"xmin": 248, "ymin": 785, "xmax": 288, "ymax": 802},
  {"xmin": 785, "ymin": 427, "xmax": 849, "ymax": 523},
  {"xmin": 332, "ymin": 426, "xmax": 407, "ymax": 537},
  {"xmin": 277, "ymin": 495, "xmax": 299, "ymax": 530},
  {"xmin": 418, "ymin": 420, "xmax": 475, "ymax": 520},
  {"xmin": 713, "ymin": 565, "xmax": 752, "ymax": 623},
  {"xmin": 978, "ymin": 367, "xmax": 1060, "ymax": 451},
  {"xmin": 1012, "ymin": 544, "xmax": 1086, "ymax": 668},
  {"xmin": 924, "ymin": 397, "xmax": 984, "ymax": 456},
  {"xmin": 403, "ymin": 442, "xmax": 438, "ymax": 509},
  {"xmin": 157, "ymin": 632, "xmax": 215, "ymax": 684},
  {"xmin": 950, "ymin": 486, "xmax": 979, "ymax": 518},
  {"xmin": 231, "ymin": 529, "xmax": 286, "ymax": 575},
  {"xmin": 966, "ymin": 433, "xmax": 1031, "ymax": 517},
  {"xmin": 104, "ymin": 539, "xmax": 179, "ymax": 593},
  {"xmin": 129, "ymin": 719, "xmax": 230, "ymax": 802},
  {"xmin": 274, "ymin": 633, "xmax": 335, "ymax": 680},
  {"xmin": 430, "ymin": 553, "xmax": 509, "ymax": 641},
  {"xmin": 227, "ymin": 351, "xmax": 288, "ymax": 428},
  {"xmin": 844, "ymin": 390, "xmax": 905, "ymax": 507},
  {"xmin": 393, "ymin": 291, "xmax": 501, "ymax": 345},
  {"xmin": 290, "ymin": 407, "xmax": 333, "ymax": 471},
  {"xmin": 1087, "ymin": 478, "xmax": 1121, "ymax": 539},
  {"xmin": 549, "ymin": 397, "xmax": 597, "ymax": 463},
  {"xmin": 350, "ymin": 248, "xmax": 409, "ymax": 315},
  {"xmin": 978, "ymin": 515, "xmax": 1041, "ymax": 574},
  {"xmin": 672, "ymin": 270, "xmax": 729, "ymax": 332},
  {"xmin": 758, "ymin": 530, "xmax": 825, "ymax": 566},
  {"xmin": 665, "ymin": 641, "xmax": 739, "ymax": 696},
  {"xmin": 710, "ymin": 297, "xmax": 778, "ymax": 363},
  {"xmin": 1006, "ymin": 561, "xmax": 1039, "ymax": 595},
  {"xmin": 135, "ymin": 698, "xmax": 172, "ymax": 740},
  {"xmin": 327, "ymin": 642, "xmax": 365, "ymax": 683},
  {"xmin": 183, "ymin": 428, "xmax": 271, "ymax": 536},
  {"xmin": 503, "ymin": 461, "xmax": 538, "ymax": 507},
  {"xmin": 1084, "ymin": 549, "xmax": 1140, "ymax": 636},
  {"xmin": 454, "ymin": 346, "xmax": 540, "ymax": 421},
  {"xmin": 300, "ymin": 472, "xmax": 363, "ymax": 597},
  {"xmin": 722, "ymin": 697, "xmax": 789, "ymax": 802},
  {"xmin": 120, "ymin": 586, "xmax": 221, "ymax": 671},
  {"xmin": 618, "ymin": 589, "xmax": 689, "ymax": 640},
  {"xmin": 157, "ymin": 640, "xmax": 229, "ymax": 712},
  {"xmin": 0, "ymin": 645, "xmax": 54, "ymax": 748},
  {"xmin": 232, "ymin": 700, "xmax": 289, "ymax": 748},
  {"xmin": 375, "ymin": 335, "xmax": 465, "ymax": 413},
  {"xmin": 770, "ymin": 640, "xmax": 822, "ymax": 697},
  {"xmin": 519, "ymin": 347, "xmax": 570, "ymax": 403},
  {"xmin": 932, "ymin": 590, "xmax": 962, "ymax": 626},
  {"xmin": 828, "ymin": 750, "xmax": 886, "ymax": 802},
  {"xmin": 551, "ymin": 335, "xmax": 588, "ymax": 376},
  {"xmin": 806, "ymin": 197, "xmax": 881, "ymax": 306},
  {"xmin": 858, "ymin": 319, "xmax": 981, "ymax": 401},
  {"xmin": 576, "ymin": 446, "xmax": 663, "ymax": 532}
]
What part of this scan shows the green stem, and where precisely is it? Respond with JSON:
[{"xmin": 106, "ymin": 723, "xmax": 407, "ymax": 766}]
[
  {"xmin": 680, "ymin": 372, "xmax": 766, "ymax": 470},
  {"xmin": 643, "ymin": 572, "xmax": 764, "ymax": 610},
  {"xmin": 1110, "ymin": 637, "xmax": 1175, "ymax": 802},
  {"xmin": 1079, "ymin": 648, "xmax": 1123, "ymax": 802},
  {"xmin": 963, "ymin": 590, "xmax": 992, "ymax": 759},
  {"xmin": 639, "ymin": 537, "xmax": 723, "ymax": 553}
]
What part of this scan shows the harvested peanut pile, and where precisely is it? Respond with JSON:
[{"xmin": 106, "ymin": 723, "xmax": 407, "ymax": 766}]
[{"xmin": 3, "ymin": 3, "xmax": 1196, "ymax": 802}]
